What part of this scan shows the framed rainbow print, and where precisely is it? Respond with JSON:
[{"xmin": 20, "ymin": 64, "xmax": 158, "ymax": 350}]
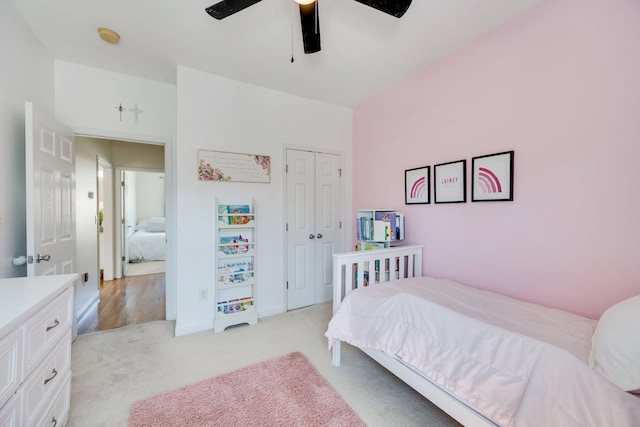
[
  {"xmin": 471, "ymin": 151, "xmax": 514, "ymax": 202},
  {"xmin": 405, "ymin": 166, "xmax": 430, "ymax": 204}
]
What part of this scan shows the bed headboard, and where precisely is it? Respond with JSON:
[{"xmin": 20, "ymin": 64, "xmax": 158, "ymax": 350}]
[{"xmin": 332, "ymin": 245, "xmax": 423, "ymax": 313}]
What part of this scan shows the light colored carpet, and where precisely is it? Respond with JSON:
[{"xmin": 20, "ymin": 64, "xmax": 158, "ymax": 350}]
[
  {"xmin": 128, "ymin": 352, "xmax": 365, "ymax": 426},
  {"xmin": 125, "ymin": 261, "xmax": 165, "ymax": 276},
  {"xmin": 69, "ymin": 302, "xmax": 460, "ymax": 427}
]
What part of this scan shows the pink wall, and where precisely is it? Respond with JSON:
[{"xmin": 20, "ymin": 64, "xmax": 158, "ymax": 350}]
[{"xmin": 353, "ymin": 0, "xmax": 640, "ymax": 319}]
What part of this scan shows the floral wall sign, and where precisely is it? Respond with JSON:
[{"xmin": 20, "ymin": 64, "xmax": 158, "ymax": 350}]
[{"xmin": 198, "ymin": 150, "xmax": 271, "ymax": 183}]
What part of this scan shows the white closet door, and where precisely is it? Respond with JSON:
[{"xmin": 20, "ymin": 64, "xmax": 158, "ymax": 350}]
[
  {"xmin": 286, "ymin": 149, "xmax": 343, "ymax": 310},
  {"xmin": 314, "ymin": 152, "xmax": 342, "ymax": 303}
]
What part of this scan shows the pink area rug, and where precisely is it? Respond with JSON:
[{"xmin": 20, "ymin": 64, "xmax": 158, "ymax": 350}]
[{"xmin": 128, "ymin": 352, "xmax": 365, "ymax": 426}]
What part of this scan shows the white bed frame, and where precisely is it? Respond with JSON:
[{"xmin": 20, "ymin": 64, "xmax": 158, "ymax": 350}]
[{"xmin": 331, "ymin": 245, "xmax": 497, "ymax": 427}]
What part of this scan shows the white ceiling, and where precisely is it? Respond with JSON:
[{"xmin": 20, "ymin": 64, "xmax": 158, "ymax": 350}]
[{"xmin": 11, "ymin": 0, "xmax": 542, "ymax": 108}]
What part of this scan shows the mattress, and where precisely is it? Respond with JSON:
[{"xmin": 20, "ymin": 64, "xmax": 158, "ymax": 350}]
[{"xmin": 325, "ymin": 276, "xmax": 640, "ymax": 426}]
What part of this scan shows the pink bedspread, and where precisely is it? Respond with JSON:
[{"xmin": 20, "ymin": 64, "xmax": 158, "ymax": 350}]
[{"xmin": 325, "ymin": 277, "xmax": 640, "ymax": 426}]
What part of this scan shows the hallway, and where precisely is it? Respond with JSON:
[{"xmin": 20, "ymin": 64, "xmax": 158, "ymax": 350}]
[{"xmin": 77, "ymin": 273, "xmax": 165, "ymax": 335}]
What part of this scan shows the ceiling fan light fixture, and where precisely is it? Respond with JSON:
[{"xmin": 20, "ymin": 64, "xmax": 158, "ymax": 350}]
[
  {"xmin": 294, "ymin": 0, "xmax": 315, "ymax": 5},
  {"xmin": 98, "ymin": 27, "xmax": 120, "ymax": 44}
]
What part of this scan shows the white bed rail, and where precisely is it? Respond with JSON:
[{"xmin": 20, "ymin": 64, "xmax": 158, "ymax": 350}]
[{"xmin": 331, "ymin": 245, "xmax": 423, "ymax": 366}]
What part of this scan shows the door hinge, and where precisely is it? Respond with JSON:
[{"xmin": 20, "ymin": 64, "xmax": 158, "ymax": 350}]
[
  {"xmin": 286, "ymin": 223, "xmax": 288, "ymax": 231},
  {"xmin": 286, "ymin": 281, "xmax": 289, "ymax": 290},
  {"xmin": 285, "ymin": 164, "xmax": 288, "ymax": 173},
  {"xmin": 122, "ymin": 256, "xmax": 125, "ymax": 261},
  {"xmin": 121, "ymin": 180, "xmax": 125, "ymax": 187},
  {"xmin": 121, "ymin": 219, "xmax": 125, "ymax": 225},
  {"xmin": 339, "ymin": 221, "xmax": 342, "ymax": 229},
  {"xmin": 338, "ymin": 168, "xmax": 342, "ymax": 177}
]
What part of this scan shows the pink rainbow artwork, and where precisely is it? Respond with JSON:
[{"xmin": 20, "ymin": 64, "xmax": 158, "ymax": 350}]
[
  {"xmin": 410, "ymin": 176, "xmax": 426, "ymax": 199},
  {"xmin": 478, "ymin": 167, "xmax": 502, "ymax": 194}
]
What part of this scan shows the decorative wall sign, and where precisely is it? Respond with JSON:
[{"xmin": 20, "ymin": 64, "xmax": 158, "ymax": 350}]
[
  {"xmin": 471, "ymin": 151, "xmax": 514, "ymax": 201},
  {"xmin": 434, "ymin": 159, "xmax": 466, "ymax": 203},
  {"xmin": 198, "ymin": 150, "xmax": 271, "ymax": 183},
  {"xmin": 405, "ymin": 166, "xmax": 430, "ymax": 204}
]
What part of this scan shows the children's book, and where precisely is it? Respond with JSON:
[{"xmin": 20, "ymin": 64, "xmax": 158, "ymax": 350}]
[
  {"xmin": 227, "ymin": 205, "xmax": 251, "ymax": 225},
  {"xmin": 218, "ymin": 204, "xmax": 230, "ymax": 224}
]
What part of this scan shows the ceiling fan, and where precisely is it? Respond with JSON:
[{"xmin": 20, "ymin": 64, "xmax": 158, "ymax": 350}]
[{"xmin": 205, "ymin": 0, "xmax": 412, "ymax": 54}]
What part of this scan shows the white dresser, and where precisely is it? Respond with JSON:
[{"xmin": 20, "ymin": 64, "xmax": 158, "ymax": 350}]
[{"xmin": 0, "ymin": 274, "xmax": 76, "ymax": 427}]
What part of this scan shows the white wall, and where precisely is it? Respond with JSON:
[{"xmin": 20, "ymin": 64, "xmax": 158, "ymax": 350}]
[
  {"xmin": 175, "ymin": 66, "xmax": 353, "ymax": 336},
  {"xmin": 124, "ymin": 171, "xmax": 137, "ymax": 237},
  {"xmin": 55, "ymin": 61, "xmax": 176, "ymax": 141},
  {"xmin": 135, "ymin": 172, "xmax": 165, "ymax": 221},
  {"xmin": 55, "ymin": 61, "xmax": 177, "ymax": 319},
  {"xmin": 0, "ymin": 2, "xmax": 54, "ymax": 278},
  {"xmin": 75, "ymin": 137, "xmax": 114, "ymax": 317}
]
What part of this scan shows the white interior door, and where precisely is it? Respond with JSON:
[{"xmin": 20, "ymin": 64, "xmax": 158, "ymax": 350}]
[
  {"xmin": 25, "ymin": 102, "xmax": 76, "ymax": 276},
  {"xmin": 286, "ymin": 149, "xmax": 343, "ymax": 310},
  {"xmin": 314, "ymin": 153, "xmax": 342, "ymax": 303}
]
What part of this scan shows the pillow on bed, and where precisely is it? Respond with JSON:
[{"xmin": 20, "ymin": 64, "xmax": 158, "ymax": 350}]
[
  {"xmin": 146, "ymin": 221, "xmax": 165, "ymax": 232},
  {"xmin": 589, "ymin": 294, "xmax": 640, "ymax": 392},
  {"xmin": 136, "ymin": 217, "xmax": 165, "ymax": 231},
  {"xmin": 136, "ymin": 219, "xmax": 149, "ymax": 231}
]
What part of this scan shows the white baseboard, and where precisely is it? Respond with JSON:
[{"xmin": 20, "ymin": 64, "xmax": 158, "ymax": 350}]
[
  {"xmin": 174, "ymin": 319, "xmax": 214, "ymax": 337},
  {"xmin": 76, "ymin": 294, "xmax": 99, "ymax": 322}
]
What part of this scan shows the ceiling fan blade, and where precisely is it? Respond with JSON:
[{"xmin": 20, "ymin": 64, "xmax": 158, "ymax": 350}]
[
  {"xmin": 299, "ymin": 2, "xmax": 321, "ymax": 54},
  {"xmin": 205, "ymin": 0, "xmax": 262, "ymax": 20},
  {"xmin": 353, "ymin": 0, "xmax": 412, "ymax": 18}
]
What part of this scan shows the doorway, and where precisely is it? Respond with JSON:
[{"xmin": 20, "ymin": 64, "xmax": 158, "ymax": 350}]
[
  {"xmin": 120, "ymin": 169, "xmax": 166, "ymax": 277},
  {"xmin": 76, "ymin": 137, "xmax": 168, "ymax": 334},
  {"xmin": 285, "ymin": 148, "xmax": 344, "ymax": 310}
]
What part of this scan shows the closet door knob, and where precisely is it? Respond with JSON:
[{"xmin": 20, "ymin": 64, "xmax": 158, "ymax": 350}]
[
  {"xmin": 316, "ymin": 233, "xmax": 323, "ymax": 239},
  {"xmin": 309, "ymin": 234, "xmax": 315, "ymax": 239}
]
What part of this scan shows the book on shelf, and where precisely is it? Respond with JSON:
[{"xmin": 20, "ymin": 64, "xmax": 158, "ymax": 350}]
[
  {"xmin": 217, "ymin": 204, "xmax": 252, "ymax": 225},
  {"xmin": 217, "ymin": 296, "xmax": 254, "ymax": 314},
  {"xmin": 374, "ymin": 211, "xmax": 396, "ymax": 240},
  {"xmin": 218, "ymin": 258, "xmax": 253, "ymax": 284},
  {"xmin": 219, "ymin": 235, "xmax": 251, "ymax": 255},
  {"xmin": 227, "ymin": 205, "xmax": 251, "ymax": 225},
  {"xmin": 356, "ymin": 217, "xmax": 373, "ymax": 240},
  {"xmin": 395, "ymin": 213, "xmax": 405, "ymax": 240},
  {"xmin": 218, "ymin": 204, "xmax": 230, "ymax": 224},
  {"xmin": 356, "ymin": 241, "xmax": 386, "ymax": 251}
]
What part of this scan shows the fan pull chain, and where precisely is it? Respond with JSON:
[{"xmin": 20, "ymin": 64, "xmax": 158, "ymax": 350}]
[{"xmin": 290, "ymin": 1, "xmax": 295, "ymax": 63}]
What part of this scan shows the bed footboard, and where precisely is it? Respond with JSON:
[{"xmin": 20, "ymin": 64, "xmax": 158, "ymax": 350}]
[{"xmin": 331, "ymin": 245, "xmax": 423, "ymax": 366}]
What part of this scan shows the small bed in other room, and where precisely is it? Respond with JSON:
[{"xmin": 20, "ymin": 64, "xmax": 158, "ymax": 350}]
[
  {"xmin": 326, "ymin": 245, "xmax": 640, "ymax": 427},
  {"xmin": 128, "ymin": 217, "xmax": 166, "ymax": 262}
]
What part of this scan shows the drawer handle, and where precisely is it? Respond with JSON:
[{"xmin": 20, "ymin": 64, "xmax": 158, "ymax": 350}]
[
  {"xmin": 46, "ymin": 319, "xmax": 60, "ymax": 332},
  {"xmin": 44, "ymin": 368, "xmax": 58, "ymax": 385},
  {"xmin": 51, "ymin": 416, "xmax": 58, "ymax": 427}
]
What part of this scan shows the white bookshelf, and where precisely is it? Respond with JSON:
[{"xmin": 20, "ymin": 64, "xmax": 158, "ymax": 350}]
[
  {"xmin": 214, "ymin": 198, "xmax": 258, "ymax": 333},
  {"xmin": 355, "ymin": 209, "xmax": 405, "ymax": 251}
]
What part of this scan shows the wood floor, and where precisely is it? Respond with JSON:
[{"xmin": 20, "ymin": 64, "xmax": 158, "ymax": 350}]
[{"xmin": 77, "ymin": 273, "xmax": 166, "ymax": 335}]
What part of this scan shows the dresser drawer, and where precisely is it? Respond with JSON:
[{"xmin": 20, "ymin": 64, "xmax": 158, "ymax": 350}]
[
  {"xmin": 0, "ymin": 329, "xmax": 22, "ymax": 410},
  {"xmin": 23, "ymin": 288, "xmax": 73, "ymax": 378},
  {"xmin": 30, "ymin": 370, "xmax": 69, "ymax": 427},
  {"xmin": 0, "ymin": 391, "xmax": 21, "ymax": 427},
  {"xmin": 22, "ymin": 331, "xmax": 71, "ymax": 427}
]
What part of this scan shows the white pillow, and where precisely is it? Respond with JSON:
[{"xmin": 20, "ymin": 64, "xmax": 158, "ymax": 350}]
[
  {"xmin": 589, "ymin": 294, "xmax": 640, "ymax": 392},
  {"xmin": 146, "ymin": 221, "xmax": 165, "ymax": 232}
]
